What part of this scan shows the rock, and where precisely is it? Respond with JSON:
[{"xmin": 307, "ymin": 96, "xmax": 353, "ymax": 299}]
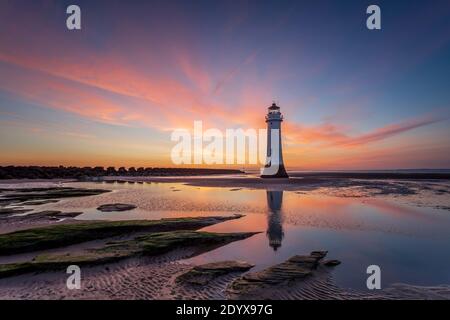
[
  {"xmin": 0, "ymin": 209, "xmax": 82, "ymax": 223},
  {"xmin": 42, "ymin": 211, "xmax": 83, "ymax": 220},
  {"xmin": 0, "ymin": 188, "xmax": 110, "ymax": 205},
  {"xmin": 227, "ymin": 250, "xmax": 339, "ymax": 298},
  {"xmin": 97, "ymin": 203, "xmax": 137, "ymax": 212},
  {"xmin": 311, "ymin": 250, "xmax": 328, "ymax": 259},
  {"xmin": 20, "ymin": 200, "xmax": 60, "ymax": 206},
  {"xmin": 20, "ymin": 211, "xmax": 55, "ymax": 221},
  {"xmin": 323, "ymin": 259, "xmax": 341, "ymax": 266},
  {"xmin": 0, "ymin": 215, "xmax": 247, "ymax": 255},
  {"xmin": 0, "ymin": 208, "xmax": 33, "ymax": 215},
  {"xmin": 54, "ymin": 211, "xmax": 83, "ymax": 218},
  {"xmin": 33, "ymin": 210, "xmax": 62, "ymax": 216},
  {"xmin": 177, "ymin": 261, "xmax": 254, "ymax": 285},
  {"xmin": 0, "ymin": 231, "xmax": 258, "ymax": 279}
]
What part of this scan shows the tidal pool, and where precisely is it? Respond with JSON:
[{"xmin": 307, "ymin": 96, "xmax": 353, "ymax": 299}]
[{"xmin": 38, "ymin": 180, "xmax": 450, "ymax": 292}]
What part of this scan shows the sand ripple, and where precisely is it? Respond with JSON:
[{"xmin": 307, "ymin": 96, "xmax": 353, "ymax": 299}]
[{"xmin": 1, "ymin": 251, "xmax": 449, "ymax": 300}]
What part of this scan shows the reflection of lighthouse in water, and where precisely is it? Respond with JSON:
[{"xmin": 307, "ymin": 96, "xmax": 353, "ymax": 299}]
[{"xmin": 266, "ymin": 190, "xmax": 284, "ymax": 251}]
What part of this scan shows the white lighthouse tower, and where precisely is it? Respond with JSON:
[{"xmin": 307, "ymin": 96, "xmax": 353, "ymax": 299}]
[{"xmin": 261, "ymin": 102, "xmax": 289, "ymax": 178}]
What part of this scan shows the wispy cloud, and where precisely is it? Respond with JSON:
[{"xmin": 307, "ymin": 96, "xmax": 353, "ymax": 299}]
[
  {"xmin": 335, "ymin": 116, "xmax": 444, "ymax": 147},
  {"xmin": 285, "ymin": 115, "xmax": 445, "ymax": 148},
  {"xmin": 213, "ymin": 50, "xmax": 260, "ymax": 94}
]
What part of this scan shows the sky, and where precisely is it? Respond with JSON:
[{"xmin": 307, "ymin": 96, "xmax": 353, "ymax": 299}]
[{"xmin": 0, "ymin": 0, "xmax": 450, "ymax": 170}]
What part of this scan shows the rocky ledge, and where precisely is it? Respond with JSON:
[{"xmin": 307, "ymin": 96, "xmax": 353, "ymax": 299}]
[
  {"xmin": 1, "ymin": 210, "xmax": 82, "ymax": 220},
  {"xmin": 0, "ymin": 231, "xmax": 258, "ymax": 279},
  {"xmin": 0, "ymin": 187, "xmax": 110, "ymax": 207},
  {"xmin": 0, "ymin": 214, "xmax": 245, "ymax": 255},
  {"xmin": 227, "ymin": 251, "xmax": 340, "ymax": 298},
  {"xmin": 177, "ymin": 260, "xmax": 254, "ymax": 285},
  {"xmin": 97, "ymin": 203, "xmax": 137, "ymax": 212}
]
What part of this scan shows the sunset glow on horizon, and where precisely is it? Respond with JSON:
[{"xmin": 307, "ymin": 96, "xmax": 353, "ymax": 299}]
[{"xmin": 1, "ymin": 0, "xmax": 450, "ymax": 170}]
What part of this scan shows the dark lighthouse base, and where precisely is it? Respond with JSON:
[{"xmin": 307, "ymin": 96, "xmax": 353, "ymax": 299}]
[{"xmin": 260, "ymin": 164, "xmax": 289, "ymax": 178}]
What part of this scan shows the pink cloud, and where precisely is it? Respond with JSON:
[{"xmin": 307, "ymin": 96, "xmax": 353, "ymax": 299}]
[{"xmin": 284, "ymin": 115, "xmax": 443, "ymax": 148}]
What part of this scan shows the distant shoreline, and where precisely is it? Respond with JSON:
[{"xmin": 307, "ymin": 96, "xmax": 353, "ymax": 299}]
[
  {"xmin": 1, "ymin": 166, "xmax": 450, "ymax": 181},
  {"xmin": 288, "ymin": 171, "xmax": 450, "ymax": 180},
  {"xmin": 0, "ymin": 166, "xmax": 243, "ymax": 180}
]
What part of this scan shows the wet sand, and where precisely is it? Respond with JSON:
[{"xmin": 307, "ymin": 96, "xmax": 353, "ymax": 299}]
[
  {"xmin": 103, "ymin": 174, "xmax": 450, "ymax": 194},
  {"xmin": 0, "ymin": 177, "xmax": 449, "ymax": 300},
  {"xmin": 101, "ymin": 175, "xmax": 450, "ymax": 211},
  {"xmin": 2, "ymin": 248, "xmax": 449, "ymax": 300}
]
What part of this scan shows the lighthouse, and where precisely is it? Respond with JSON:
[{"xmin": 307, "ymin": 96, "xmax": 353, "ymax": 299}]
[{"xmin": 261, "ymin": 102, "xmax": 289, "ymax": 178}]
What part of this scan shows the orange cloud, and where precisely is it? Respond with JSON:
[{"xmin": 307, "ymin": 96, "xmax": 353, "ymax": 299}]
[{"xmin": 0, "ymin": 48, "xmax": 272, "ymax": 131}]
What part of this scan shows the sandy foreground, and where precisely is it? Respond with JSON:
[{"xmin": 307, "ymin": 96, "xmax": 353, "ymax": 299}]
[
  {"xmin": 1, "ymin": 248, "xmax": 450, "ymax": 300},
  {"xmin": 0, "ymin": 176, "xmax": 449, "ymax": 300}
]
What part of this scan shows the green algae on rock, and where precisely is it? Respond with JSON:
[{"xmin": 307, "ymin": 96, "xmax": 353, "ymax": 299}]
[
  {"xmin": 0, "ymin": 215, "xmax": 244, "ymax": 255},
  {"xmin": 0, "ymin": 231, "xmax": 258, "ymax": 278}
]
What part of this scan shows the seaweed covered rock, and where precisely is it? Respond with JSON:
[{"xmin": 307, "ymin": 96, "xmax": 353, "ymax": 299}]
[
  {"xmin": 97, "ymin": 203, "xmax": 137, "ymax": 212},
  {"xmin": 0, "ymin": 215, "xmax": 245, "ymax": 255},
  {"xmin": 177, "ymin": 261, "xmax": 254, "ymax": 285},
  {"xmin": 0, "ymin": 231, "xmax": 258, "ymax": 278},
  {"xmin": 0, "ymin": 187, "xmax": 110, "ymax": 206}
]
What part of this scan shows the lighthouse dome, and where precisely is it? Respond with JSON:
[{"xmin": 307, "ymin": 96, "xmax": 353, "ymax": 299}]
[{"xmin": 268, "ymin": 102, "xmax": 280, "ymax": 110}]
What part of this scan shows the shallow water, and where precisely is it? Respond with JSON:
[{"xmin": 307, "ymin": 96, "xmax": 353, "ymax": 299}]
[{"xmin": 23, "ymin": 180, "xmax": 450, "ymax": 293}]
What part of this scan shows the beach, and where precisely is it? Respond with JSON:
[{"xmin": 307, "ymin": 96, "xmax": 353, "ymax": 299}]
[{"xmin": 0, "ymin": 172, "xmax": 450, "ymax": 300}]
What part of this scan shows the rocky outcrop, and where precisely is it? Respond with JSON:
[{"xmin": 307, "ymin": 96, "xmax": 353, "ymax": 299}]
[
  {"xmin": 0, "ymin": 187, "xmax": 110, "ymax": 206},
  {"xmin": 177, "ymin": 260, "xmax": 254, "ymax": 285},
  {"xmin": 20, "ymin": 200, "xmax": 60, "ymax": 206},
  {"xmin": 0, "ymin": 214, "xmax": 246, "ymax": 255},
  {"xmin": 227, "ymin": 251, "xmax": 340, "ymax": 298},
  {"xmin": 323, "ymin": 259, "xmax": 341, "ymax": 266},
  {"xmin": 0, "ymin": 207, "xmax": 33, "ymax": 215},
  {"xmin": 0, "ymin": 209, "xmax": 82, "ymax": 220},
  {"xmin": 97, "ymin": 203, "xmax": 137, "ymax": 212},
  {"xmin": 0, "ymin": 231, "xmax": 258, "ymax": 279}
]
